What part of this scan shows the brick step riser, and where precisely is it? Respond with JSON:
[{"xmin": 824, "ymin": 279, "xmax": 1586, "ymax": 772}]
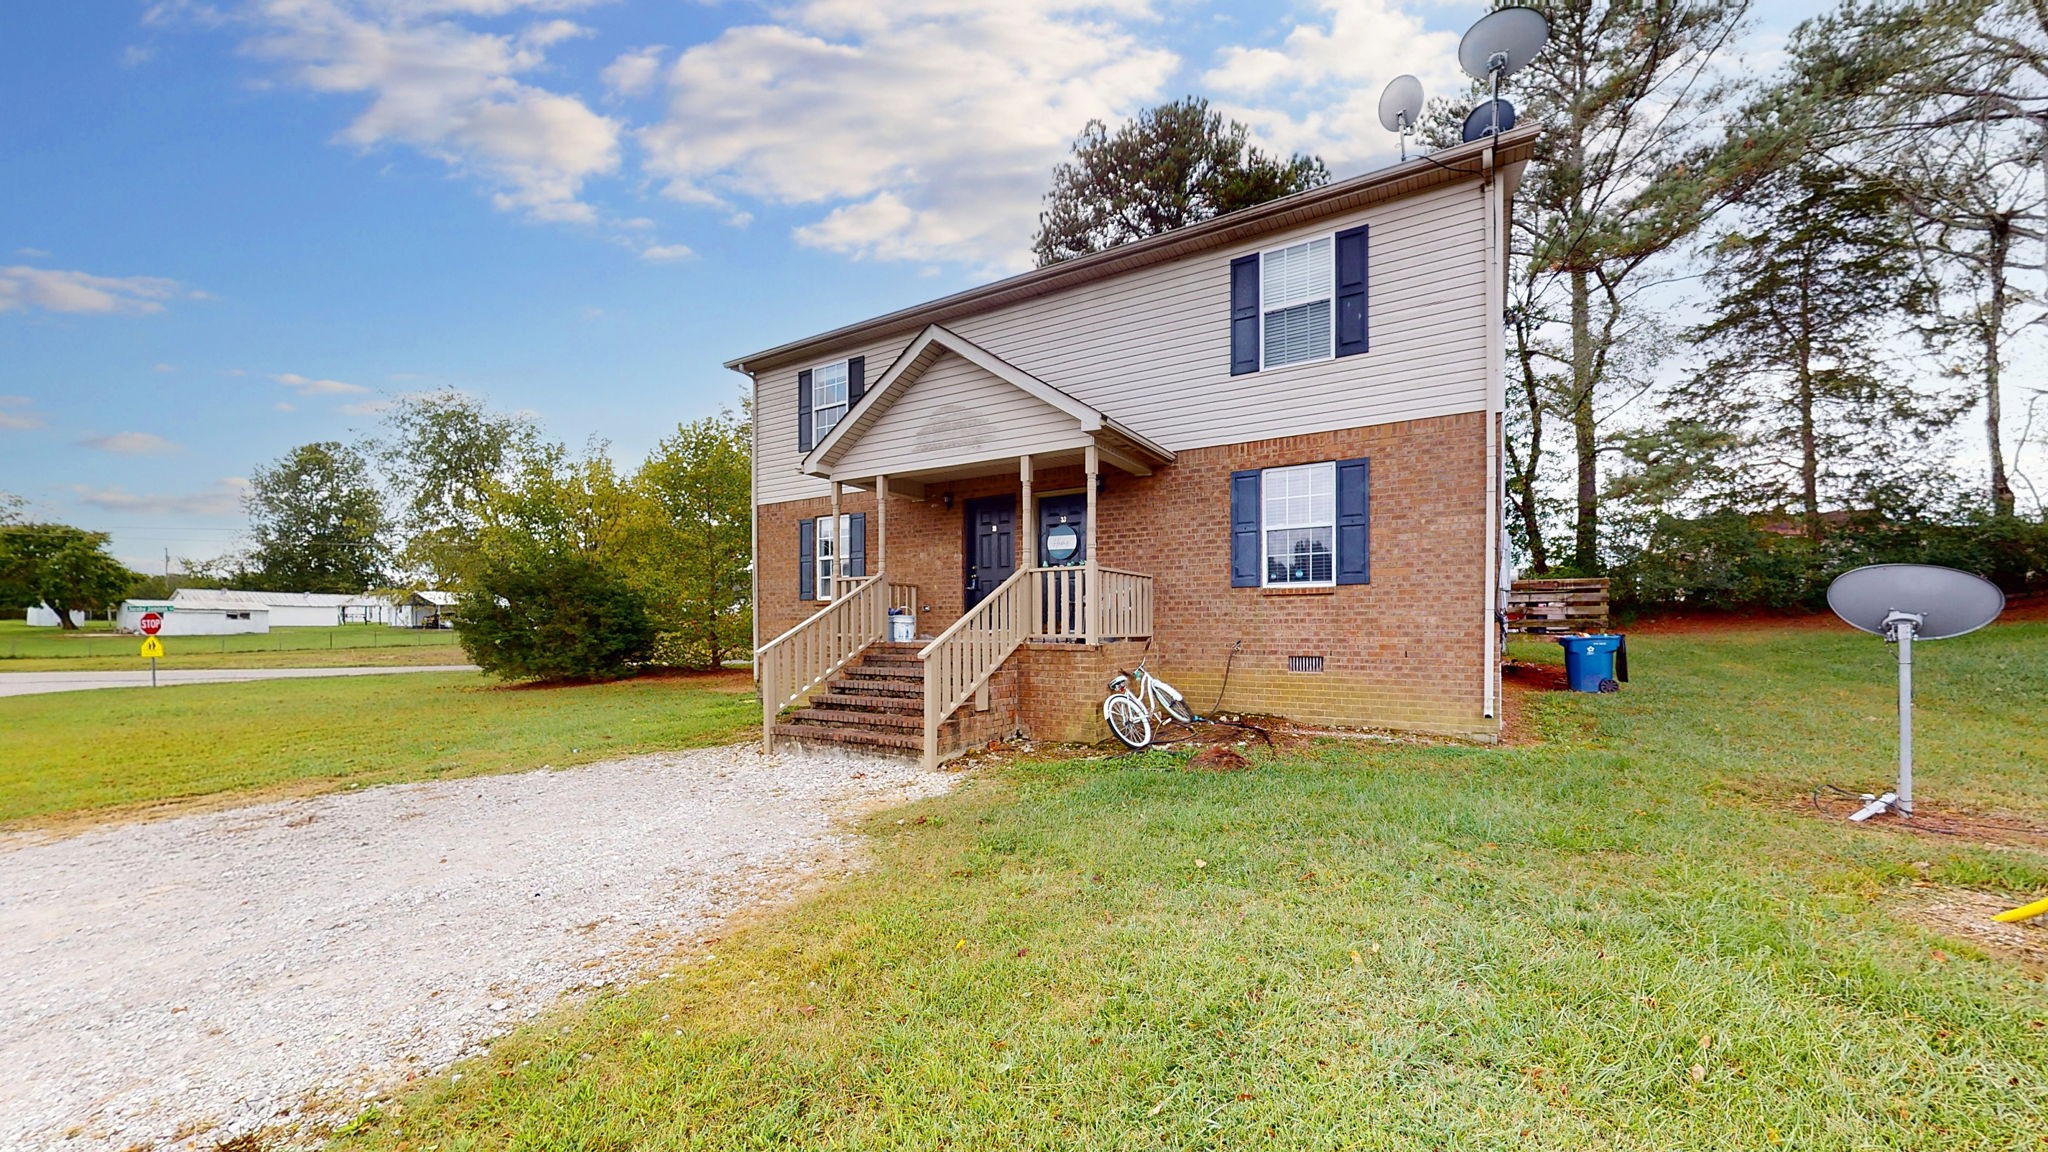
[
  {"xmin": 789, "ymin": 708, "xmax": 921, "ymax": 730},
  {"xmin": 771, "ymin": 723, "xmax": 921, "ymax": 753},
  {"xmin": 806, "ymin": 696, "xmax": 921, "ymax": 715},
  {"xmin": 823, "ymin": 680, "xmax": 922, "ymax": 697}
]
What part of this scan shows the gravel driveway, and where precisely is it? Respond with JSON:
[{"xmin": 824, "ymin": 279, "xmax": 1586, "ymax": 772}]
[{"xmin": 0, "ymin": 745, "xmax": 951, "ymax": 1151}]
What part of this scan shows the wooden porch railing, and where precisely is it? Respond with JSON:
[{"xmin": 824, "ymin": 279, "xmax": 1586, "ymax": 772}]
[
  {"xmin": 756, "ymin": 573, "xmax": 889, "ymax": 752},
  {"xmin": 890, "ymin": 582, "xmax": 920, "ymax": 617},
  {"xmin": 918, "ymin": 567, "xmax": 1032, "ymax": 768},
  {"xmin": 1027, "ymin": 567, "xmax": 1154, "ymax": 642}
]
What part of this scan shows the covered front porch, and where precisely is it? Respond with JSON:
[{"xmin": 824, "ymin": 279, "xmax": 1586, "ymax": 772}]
[{"xmin": 756, "ymin": 324, "xmax": 1173, "ymax": 767}]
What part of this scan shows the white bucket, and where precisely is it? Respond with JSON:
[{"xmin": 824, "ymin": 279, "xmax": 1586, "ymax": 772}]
[{"xmin": 890, "ymin": 614, "xmax": 915, "ymax": 642}]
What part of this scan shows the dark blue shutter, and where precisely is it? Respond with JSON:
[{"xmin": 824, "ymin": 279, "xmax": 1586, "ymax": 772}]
[
  {"xmin": 846, "ymin": 356, "xmax": 866, "ymax": 410},
  {"xmin": 845, "ymin": 513, "xmax": 866, "ymax": 578},
  {"xmin": 1335, "ymin": 225, "xmax": 1369, "ymax": 357},
  {"xmin": 797, "ymin": 369, "xmax": 815, "ymax": 452},
  {"xmin": 1230, "ymin": 469, "xmax": 1262, "ymax": 587},
  {"xmin": 798, "ymin": 517, "xmax": 816, "ymax": 600},
  {"xmin": 1335, "ymin": 457, "xmax": 1370, "ymax": 585},
  {"xmin": 1229, "ymin": 255, "xmax": 1260, "ymax": 375}
]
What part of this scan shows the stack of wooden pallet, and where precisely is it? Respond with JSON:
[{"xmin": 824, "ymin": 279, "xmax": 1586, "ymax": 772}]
[{"xmin": 1505, "ymin": 577, "xmax": 1610, "ymax": 635}]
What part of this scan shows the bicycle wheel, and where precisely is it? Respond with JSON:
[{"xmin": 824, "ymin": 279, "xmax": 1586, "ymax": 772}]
[
  {"xmin": 1156, "ymin": 684, "xmax": 1196, "ymax": 725},
  {"xmin": 1104, "ymin": 693, "xmax": 1152, "ymax": 749}
]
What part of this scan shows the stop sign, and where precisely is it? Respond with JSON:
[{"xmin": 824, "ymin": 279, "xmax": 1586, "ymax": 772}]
[{"xmin": 139, "ymin": 612, "xmax": 163, "ymax": 636}]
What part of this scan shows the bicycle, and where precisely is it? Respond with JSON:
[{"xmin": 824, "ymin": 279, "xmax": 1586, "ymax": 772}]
[{"xmin": 1103, "ymin": 651, "xmax": 1197, "ymax": 749}]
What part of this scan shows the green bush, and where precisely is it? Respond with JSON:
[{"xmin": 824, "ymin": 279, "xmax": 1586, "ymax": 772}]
[
  {"xmin": 1610, "ymin": 510, "xmax": 2048, "ymax": 611},
  {"xmin": 457, "ymin": 551, "xmax": 656, "ymax": 682}
]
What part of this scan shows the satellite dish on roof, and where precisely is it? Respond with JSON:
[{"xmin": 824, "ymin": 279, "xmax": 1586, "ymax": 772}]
[
  {"xmin": 1825, "ymin": 563, "xmax": 2006, "ymax": 821},
  {"xmin": 1458, "ymin": 6, "xmax": 1551, "ymax": 81},
  {"xmin": 1462, "ymin": 99, "xmax": 1518, "ymax": 143},
  {"xmin": 1378, "ymin": 75, "xmax": 1426, "ymax": 160}
]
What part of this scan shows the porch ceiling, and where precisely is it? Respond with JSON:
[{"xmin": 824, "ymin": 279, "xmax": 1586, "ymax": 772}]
[{"xmin": 799, "ymin": 323, "xmax": 1172, "ymax": 488}]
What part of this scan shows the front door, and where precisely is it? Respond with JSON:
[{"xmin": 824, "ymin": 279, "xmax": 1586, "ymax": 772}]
[
  {"xmin": 1037, "ymin": 494, "xmax": 1087, "ymax": 568},
  {"xmin": 963, "ymin": 495, "xmax": 1017, "ymax": 610}
]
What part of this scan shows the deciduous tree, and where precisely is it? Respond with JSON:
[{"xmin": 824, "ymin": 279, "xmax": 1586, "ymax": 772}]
[
  {"xmin": 245, "ymin": 441, "xmax": 391, "ymax": 593},
  {"xmin": 378, "ymin": 391, "xmax": 540, "ymax": 583},
  {"xmin": 0, "ymin": 524, "xmax": 135, "ymax": 629},
  {"xmin": 632, "ymin": 412, "xmax": 752, "ymax": 669}
]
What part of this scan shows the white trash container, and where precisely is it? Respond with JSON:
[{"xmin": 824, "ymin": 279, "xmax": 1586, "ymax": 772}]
[{"xmin": 890, "ymin": 614, "xmax": 915, "ymax": 642}]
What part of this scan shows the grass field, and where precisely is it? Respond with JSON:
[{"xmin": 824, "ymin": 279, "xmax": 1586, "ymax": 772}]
[
  {"xmin": 0, "ymin": 644, "xmax": 469, "ymax": 673},
  {"xmin": 319, "ymin": 621, "xmax": 2045, "ymax": 1151},
  {"xmin": 0, "ymin": 670, "xmax": 756, "ymax": 827},
  {"xmin": 0, "ymin": 620, "xmax": 457, "ymax": 662}
]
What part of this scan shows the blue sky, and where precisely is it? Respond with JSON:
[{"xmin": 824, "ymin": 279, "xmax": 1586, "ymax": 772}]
[{"xmin": 2, "ymin": 0, "xmax": 1835, "ymax": 572}]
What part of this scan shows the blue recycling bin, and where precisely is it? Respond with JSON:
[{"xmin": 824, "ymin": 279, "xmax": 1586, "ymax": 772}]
[{"xmin": 1556, "ymin": 634, "xmax": 1625, "ymax": 692}]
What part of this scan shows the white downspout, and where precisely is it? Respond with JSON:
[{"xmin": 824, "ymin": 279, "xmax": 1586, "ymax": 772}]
[
  {"xmin": 749, "ymin": 370, "xmax": 762, "ymax": 673},
  {"xmin": 1481, "ymin": 142, "xmax": 1504, "ymax": 725}
]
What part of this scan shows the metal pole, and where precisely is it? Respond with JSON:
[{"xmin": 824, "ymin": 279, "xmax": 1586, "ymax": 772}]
[
  {"xmin": 1897, "ymin": 622, "xmax": 1914, "ymax": 817},
  {"xmin": 150, "ymin": 656, "xmax": 157, "ymax": 689}
]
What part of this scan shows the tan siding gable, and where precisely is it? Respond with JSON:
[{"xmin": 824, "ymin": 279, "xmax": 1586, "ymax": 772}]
[
  {"xmin": 753, "ymin": 180, "xmax": 1489, "ymax": 505},
  {"xmin": 833, "ymin": 351, "xmax": 1089, "ymax": 476}
]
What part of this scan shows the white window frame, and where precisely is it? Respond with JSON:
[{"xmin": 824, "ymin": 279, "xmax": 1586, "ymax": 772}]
[
  {"xmin": 810, "ymin": 359, "xmax": 850, "ymax": 440},
  {"xmin": 1257, "ymin": 234, "xmax": 1336, "ymax": 371},
  {"xmin": 815, "ymin": 514, "xmax": 854, "ymax": 601},
  {"xmin": 1260, "ymin": 461, "xmax": 1337, "ymax": 588}
]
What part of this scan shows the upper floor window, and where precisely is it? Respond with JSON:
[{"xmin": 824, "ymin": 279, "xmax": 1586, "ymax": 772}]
[
  {"xmin": 1261, "ymin": 236, "xmax": 1334, "ymax": 369},
  {"xmin": 1229, "ymin": 226, "xmax": 1367, "ymax": 376},
  {"xmin": 812, "ymin": 359, "xmax": 849, "ymax": 438}
]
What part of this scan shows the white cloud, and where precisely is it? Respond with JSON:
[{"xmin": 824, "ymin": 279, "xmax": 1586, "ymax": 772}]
[
  {"xmin": 639, "ymin": 0, "xmax": 1178, "ymax": 271},
  {"xmin": 601, "ymin": 44, "xmax": 664, "ymax": 98},
  {"xmin": 123, "ymin": 44, "xmax": 158, "ymax": 66},
  {"xmin": 0, "ymin": 265, "xmax": 196, "ymax": 315},
  {"xmin": 1202, "ymin": 0, "xmax": 1465, "ymax": 170},
  {"xmin": 81, "ymin": 431, "xmax": 182, "ymax": 455},
  {"xmin": 233, "ymin": 0, "xmax": 622, "ymax": 223},
  {"xmin": 638, "ymin": 243, "xmax": 694, "ymax": 263},
  {"xmin": 274, "ymin": 371, "xmax": 370, "ymax": 396},
  {"xmin": 274, "ymin": 401, "xmax": 297, "ymax": 411},
  {"xmin": 71, "ymin": 477, "xmax": 249, "ymax": 517},
  {"xmin": 0, "ymin": 396, "xmax": 44, "ymax": 430},
  {"xmin": 15, "ymin": 247, "xmax": 51, "ymax": 259}
]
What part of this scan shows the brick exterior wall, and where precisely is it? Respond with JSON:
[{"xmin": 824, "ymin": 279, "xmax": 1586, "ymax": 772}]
[{"xmin": 756, "ymin": 411, "xmax": 1496, "ymax": 741}]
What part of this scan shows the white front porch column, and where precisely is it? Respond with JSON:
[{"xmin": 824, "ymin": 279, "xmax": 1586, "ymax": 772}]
[
  {"xmin": 829, "ymin": 480, "xmax": 842, "ymax": 597},
  {"xmin": 875, "ymin": 474, "xmax": 889, "ymax": 574},
  {"xmin": 1083, "ymin": 444, "xmax": 1099, "ymax": 646},
  {"xmin": 1019, "ymin": 455, "xmax": 1035, "ymax": 567}
]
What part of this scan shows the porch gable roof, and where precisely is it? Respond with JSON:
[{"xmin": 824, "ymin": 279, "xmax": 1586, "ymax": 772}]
[{"xmin": 798, "ymin": 323, "xmax": 1172, "ymax": 481}]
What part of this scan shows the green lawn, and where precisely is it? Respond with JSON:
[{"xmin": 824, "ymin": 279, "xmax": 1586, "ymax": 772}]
[
  {"xmin": 326, "ymin": 622, "xmax": 2045, "ymax": 1151},
  {"xmin": 0, "ymin": 620, "xmax": 457, "ymax": 661},
  {"xmin": 0, "ymin": 643, "xmax": 469, "ymax": 673},
  {"xmin": 0, "ymin": 670, "xmax": 756, "ymax": 826}
]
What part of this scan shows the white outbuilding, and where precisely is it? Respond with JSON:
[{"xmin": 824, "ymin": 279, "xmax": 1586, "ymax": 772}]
[
  {"xmin": 118, "ymin": 596, "xmax": 270, "ymax": 635},
  {"xmin": 25, "ymin": 606, "xmax": 86, "ymax": 627},
  {"xmin": 388, "ymin": 590, "xmax": 459, "ymax": 629}
]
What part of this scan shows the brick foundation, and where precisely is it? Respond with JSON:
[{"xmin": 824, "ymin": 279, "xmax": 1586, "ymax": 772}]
[{"xmin": 756, "ymin": 412, "xmax": 1496, "ymax": 742}]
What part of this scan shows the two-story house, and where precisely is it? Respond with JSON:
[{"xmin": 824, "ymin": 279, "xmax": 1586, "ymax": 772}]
[{"xmin": 730, "ymin": 125, "xmax": 1536, "ymax": 767}]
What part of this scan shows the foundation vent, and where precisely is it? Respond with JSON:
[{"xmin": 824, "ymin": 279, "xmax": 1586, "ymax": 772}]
[{"xmin": 1287, "ymin": 655, "xmax": 1325, "ymax": 674}]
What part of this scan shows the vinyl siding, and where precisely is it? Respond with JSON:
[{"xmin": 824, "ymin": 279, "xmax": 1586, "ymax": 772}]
[
  {"xmin": 833, "ymin": 351, "xmax": 1090, "ymax": 477},
  {"xmin": 753, "ymin": 180, "xmax": 1489, "ymax": 505}
]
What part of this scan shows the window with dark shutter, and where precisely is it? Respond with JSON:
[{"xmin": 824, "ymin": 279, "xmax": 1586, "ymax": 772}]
[
  {"xmin": 1335, "ymin": 457, "xmax": 1370, "ymax": 584},
  {"xmin": 798, "ymin": 518, "xmax": 816, "ymax": 600},
  {"xmin": 1335, "ymin": 225, "xmax": 1369, "ymax": 357},
  {"xmin": 1229, "ymin": 469, "xmax": 1261, "ymax": 586},
  {"xmin": 847, "ymin": 356, "xmax": 866, "ymax": 409},
  {"xmin": 797, "ymin": 368, "xmax": 815, "ymax": 453},
  {"xmin": 1229, "ymin": 255, "xmax": 1260, "ymax": 376}
]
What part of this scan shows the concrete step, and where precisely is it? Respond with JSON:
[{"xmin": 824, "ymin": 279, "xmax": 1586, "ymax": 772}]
[
  {"xmin": 789, "ymin": 706, "xmax": 921, "ymax": 729},
  {"xmin": 771, "ymin": 722, "xmax": 922, "ymax": 753}
]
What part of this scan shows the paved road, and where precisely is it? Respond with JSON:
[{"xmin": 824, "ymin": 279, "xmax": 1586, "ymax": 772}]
[{"xmin": 0, "ymin": 665, "xmax": 481, "ymax": 698}]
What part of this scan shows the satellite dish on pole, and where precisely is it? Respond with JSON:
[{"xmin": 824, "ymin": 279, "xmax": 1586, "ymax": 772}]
[
  {"xmin": 1378, "ymin": 74, "xmax": 1426, "ymax": 160},
  {"xmin": 1826, "ymin": 563, "xmax": 2005, "ymax": 821},
  {"xmin": 1462, "ymin": 99, "xmax": 1517, "ymax": 143},
  {"xmin": 1458, "ymin": 6, "xmax": 1549, "ymax": 141},
  {"xmin": 1458, "ymin": 6, "xmax": 1551, "ymax": 81}
]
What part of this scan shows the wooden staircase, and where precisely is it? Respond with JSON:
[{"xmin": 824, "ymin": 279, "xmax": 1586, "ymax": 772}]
[{"xmin": 770, "ymin": 641, "xmax": 927, "ymax": 755}]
